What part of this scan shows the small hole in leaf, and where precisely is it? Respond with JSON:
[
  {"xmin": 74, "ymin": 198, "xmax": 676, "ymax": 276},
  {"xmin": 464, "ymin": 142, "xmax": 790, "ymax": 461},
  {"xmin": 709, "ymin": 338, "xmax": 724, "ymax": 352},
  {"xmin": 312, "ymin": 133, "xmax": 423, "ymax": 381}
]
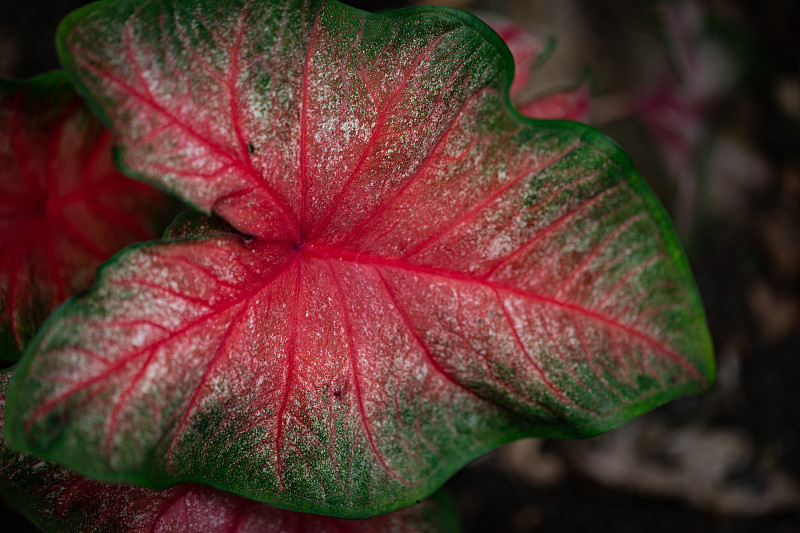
[{"xmin": 247, "ymin": 142, "xmax": 255, "ymax": 154}]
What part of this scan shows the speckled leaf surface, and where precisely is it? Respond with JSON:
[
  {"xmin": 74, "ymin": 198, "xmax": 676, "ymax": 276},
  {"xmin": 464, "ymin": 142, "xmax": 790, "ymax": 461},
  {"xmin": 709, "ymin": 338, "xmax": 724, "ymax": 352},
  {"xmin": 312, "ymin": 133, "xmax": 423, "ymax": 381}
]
[
  {"xmin": 0, "ymin": 370, "xmax": 459, "ymax": 533},
  {"xmin": 7, "ymin": 0, "xmax": 713, "ymax": 519},
  {"xmin": 0, "ymin": 73, "xmax": 175, "ymax": 361}
]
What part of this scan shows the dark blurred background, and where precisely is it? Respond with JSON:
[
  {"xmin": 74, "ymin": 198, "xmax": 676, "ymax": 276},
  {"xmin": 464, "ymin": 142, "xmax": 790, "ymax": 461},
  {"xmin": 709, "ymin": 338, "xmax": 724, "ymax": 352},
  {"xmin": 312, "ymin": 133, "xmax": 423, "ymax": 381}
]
[{"xmin": 1, "ymin": 0, "xmax": 798, "ymax": 531}]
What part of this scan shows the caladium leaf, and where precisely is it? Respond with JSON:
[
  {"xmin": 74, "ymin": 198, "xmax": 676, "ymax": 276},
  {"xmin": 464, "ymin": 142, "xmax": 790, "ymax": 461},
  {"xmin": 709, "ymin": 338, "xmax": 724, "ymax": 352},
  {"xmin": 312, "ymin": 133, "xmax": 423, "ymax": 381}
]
[
  {"xmin": 7, "ymin": 0, "xmax": 713, "ymax": 519},
  {"xmin": 0, "ymin": 370, "xmax": 459, "ymax": 533},
  {"xmin": 0, "ymin": 72, "xmax": 175, "ymax": 361}
]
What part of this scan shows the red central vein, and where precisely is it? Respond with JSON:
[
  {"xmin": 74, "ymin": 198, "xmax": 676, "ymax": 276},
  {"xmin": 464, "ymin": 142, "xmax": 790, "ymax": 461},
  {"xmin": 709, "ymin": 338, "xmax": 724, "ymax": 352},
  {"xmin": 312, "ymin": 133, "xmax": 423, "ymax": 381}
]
[
  {"xmin": 306, "ymin": 31, "xmax": 454, "ymax": 240},
  {"xmin": 326, "ymin": 260, "xmax": 410, "ymax": 486},
  {"xmin": 298, "ymin": 9, "xmax": 320, "ymax": 231},
  {"xmin": 303, "ymin": 245, "xmax": 704, "ymax": 384},
  {"xmin": 274, "ymin": 257, "xmax": 301, "ymax": 489}
]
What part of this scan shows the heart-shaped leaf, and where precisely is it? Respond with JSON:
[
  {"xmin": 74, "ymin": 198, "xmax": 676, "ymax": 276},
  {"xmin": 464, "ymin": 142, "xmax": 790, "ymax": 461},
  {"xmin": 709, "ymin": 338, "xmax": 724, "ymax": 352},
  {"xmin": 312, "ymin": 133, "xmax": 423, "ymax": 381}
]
[
  {"xmin": 0, "ymin": 72, "xmax": 176, "ymax": 361},
  {"xmin": 0, "ymin": 370, "xmax": 459, "ymax": 533},
  {"xmin": 6, "ymin": 0, "xmax": 713, "ymax": 519}
]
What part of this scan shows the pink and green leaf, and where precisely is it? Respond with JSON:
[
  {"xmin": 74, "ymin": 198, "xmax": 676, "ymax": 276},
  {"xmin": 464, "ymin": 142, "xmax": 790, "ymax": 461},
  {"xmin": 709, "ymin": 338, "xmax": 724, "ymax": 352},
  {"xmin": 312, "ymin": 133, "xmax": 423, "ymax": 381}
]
[
  {"xmin": 0, "ymin": 370, "xmax": 459, "ymax": 533},
  {"xmin": 6, "ymin": 0, "xmax": 713, "ymax": 519},
  {"xmin": 0, "ymin": 72, "xmax": 176, "ymax": 361}
]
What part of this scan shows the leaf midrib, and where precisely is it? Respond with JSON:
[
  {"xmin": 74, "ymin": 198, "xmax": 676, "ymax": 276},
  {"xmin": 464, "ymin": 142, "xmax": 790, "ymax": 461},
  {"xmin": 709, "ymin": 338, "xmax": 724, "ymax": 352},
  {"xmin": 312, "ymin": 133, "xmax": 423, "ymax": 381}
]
[
  {"xmin": 300, "ymin": 244, "xmax": 702, "ymax": 383},
  {"xmin": 24, "ymin": 229, "xmax": 701, "ymax": 442}
]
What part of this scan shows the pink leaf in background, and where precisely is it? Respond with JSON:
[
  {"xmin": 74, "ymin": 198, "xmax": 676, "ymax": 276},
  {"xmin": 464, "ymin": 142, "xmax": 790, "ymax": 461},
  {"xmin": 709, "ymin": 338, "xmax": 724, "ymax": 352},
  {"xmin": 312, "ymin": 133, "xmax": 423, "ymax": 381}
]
[
  {"xmin": 516, "ymin": 79, "xmax": 592, "ymax": 123},
  {"xmin": 480, "ymin": 14, "xmax": 592, "ymax": 123},
  {"xmin": 477, "ymin": 14, "xmax": 547, "ymax": 100},
  {"xmin": 0, "ymin": 72, "xmax": 175, "ymax": 361}
]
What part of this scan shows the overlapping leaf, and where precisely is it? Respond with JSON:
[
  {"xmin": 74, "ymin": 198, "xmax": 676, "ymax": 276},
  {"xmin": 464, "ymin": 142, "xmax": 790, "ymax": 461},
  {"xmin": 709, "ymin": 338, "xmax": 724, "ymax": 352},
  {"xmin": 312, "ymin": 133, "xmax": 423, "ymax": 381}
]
[
  {"xmin": 480, "ymin": 14, "xmax": 592, "ymax": 123},
  {"xmin": 0, "ymin": 370, "xmax": 459, "ymax": 533},
  {"xmin": 0, "ymin": 73, "xmax": 175, "ymax": 361},
  {"xmin": 515, "ymin": 80, "xmax": 592, "ymax": 122},
  {"xmin": 7, "ymin": 0, "xmax": 713, "ymax": 519},
  {"xmin": 476, "ymin": 14, "xmax": 548, "ymax": 101}
]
